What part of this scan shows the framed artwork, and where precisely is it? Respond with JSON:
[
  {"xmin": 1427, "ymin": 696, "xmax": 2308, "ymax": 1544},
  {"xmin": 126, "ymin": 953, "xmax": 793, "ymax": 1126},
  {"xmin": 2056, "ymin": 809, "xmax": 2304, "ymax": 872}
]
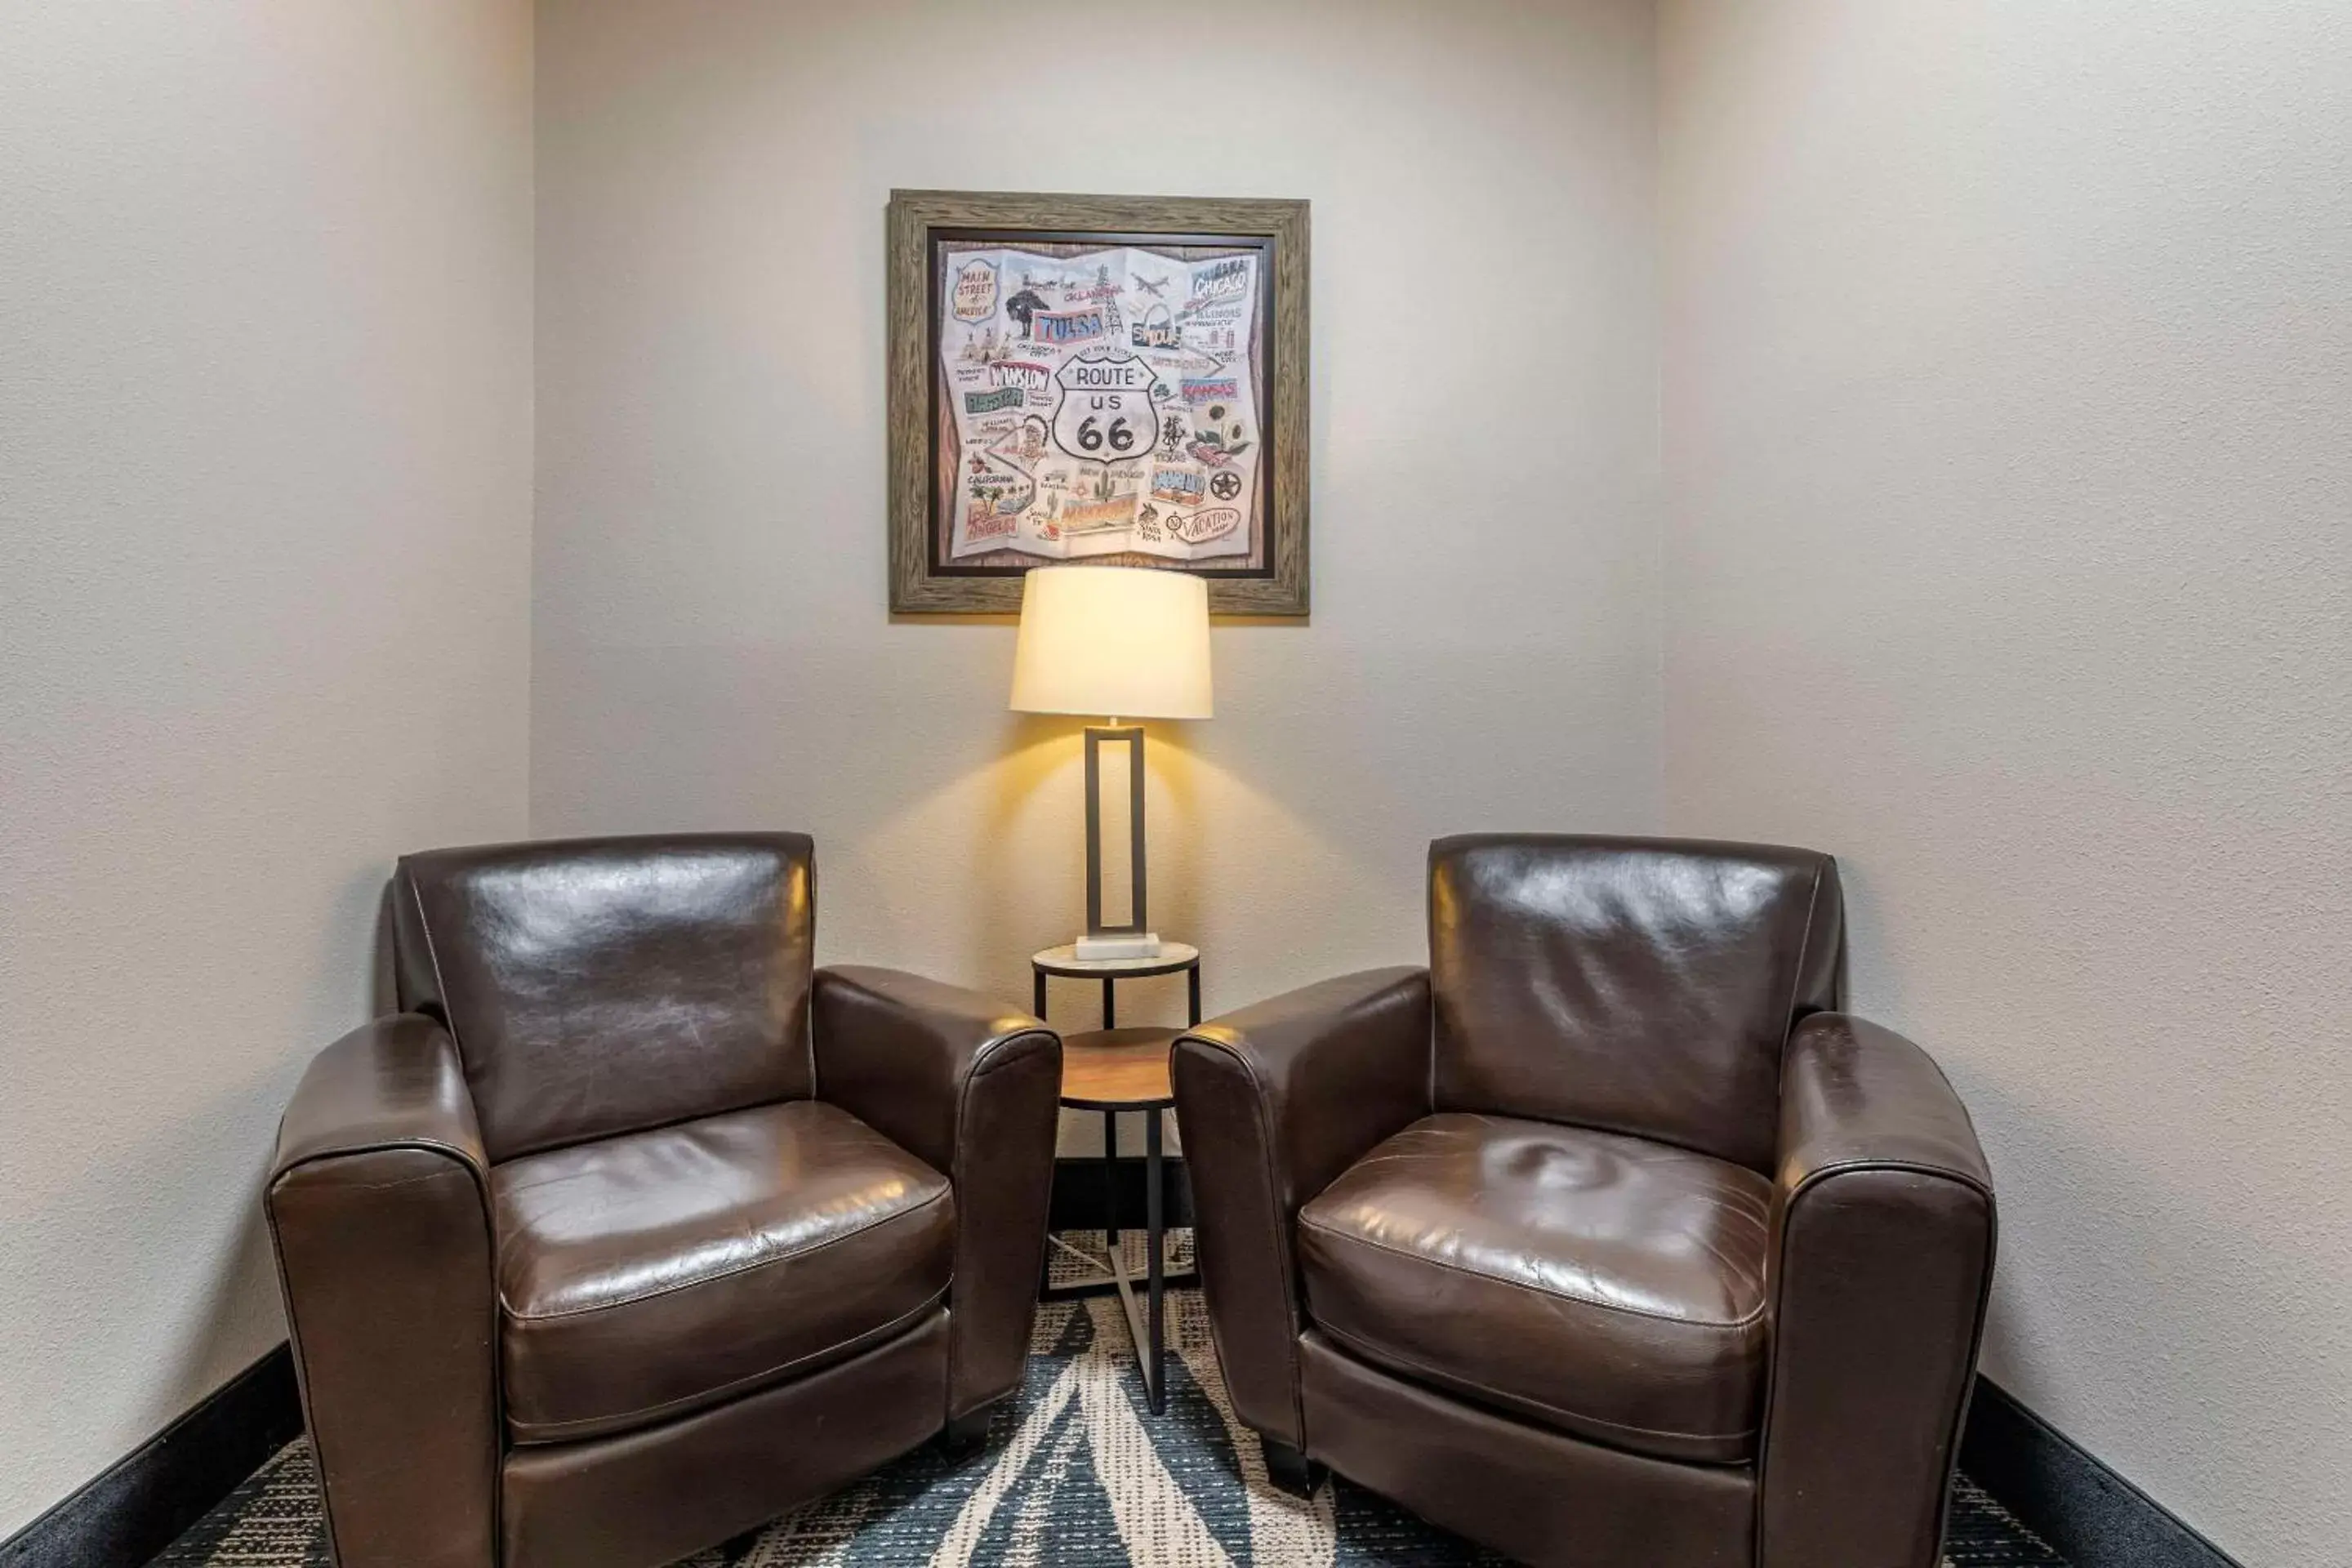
[{"xmin": 887, "ymin": 189, "xmax": 1310, "ymax": 616}]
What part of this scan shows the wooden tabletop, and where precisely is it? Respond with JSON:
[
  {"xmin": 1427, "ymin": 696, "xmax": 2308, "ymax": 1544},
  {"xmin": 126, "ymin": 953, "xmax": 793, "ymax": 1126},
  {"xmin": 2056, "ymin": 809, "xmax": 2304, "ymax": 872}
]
[{"xmin": 1059, "ymin": 1027, "xmax": 1182, "ymax": 1107}]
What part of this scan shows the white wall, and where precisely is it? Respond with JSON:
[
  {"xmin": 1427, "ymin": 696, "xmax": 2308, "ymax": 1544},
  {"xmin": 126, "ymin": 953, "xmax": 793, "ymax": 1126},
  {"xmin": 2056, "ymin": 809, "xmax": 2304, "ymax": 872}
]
[
  {"xmin": 532, "ymin": 0, "xmax": 1664, "ymax": 1055},
  {"xmin": 15, "ymin": 2, "xmax": 2344, "ymax": 1553},
  {"xmin": 0, "ymin": 1, "xmax": 534, "ymax": 1538},
  {"xmin": 1658, "ymin": 3, "xmax": 2352, "ymax": 1562}
]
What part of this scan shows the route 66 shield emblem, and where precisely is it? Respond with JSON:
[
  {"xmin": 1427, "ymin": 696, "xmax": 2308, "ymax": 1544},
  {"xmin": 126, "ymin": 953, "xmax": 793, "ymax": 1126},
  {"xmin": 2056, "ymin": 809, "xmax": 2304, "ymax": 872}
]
[{"xmin": 1052, "ymin": 354, "xmax": 1156, "ymax": 464}]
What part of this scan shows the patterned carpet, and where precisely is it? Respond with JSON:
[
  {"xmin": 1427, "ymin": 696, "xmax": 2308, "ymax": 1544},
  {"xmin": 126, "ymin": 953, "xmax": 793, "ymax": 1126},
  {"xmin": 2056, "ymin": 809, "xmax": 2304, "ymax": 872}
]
[{"xmin": 155, "ymin": 1235, "xmax": 2064, "ymax": 1566}]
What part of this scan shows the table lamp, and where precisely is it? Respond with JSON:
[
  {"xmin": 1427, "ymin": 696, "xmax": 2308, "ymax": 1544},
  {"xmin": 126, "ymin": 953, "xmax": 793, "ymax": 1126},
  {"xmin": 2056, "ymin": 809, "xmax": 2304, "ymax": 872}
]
[{"xmin": 1009, "ymin": 565, "xmax": 1212, "ymax": 960}]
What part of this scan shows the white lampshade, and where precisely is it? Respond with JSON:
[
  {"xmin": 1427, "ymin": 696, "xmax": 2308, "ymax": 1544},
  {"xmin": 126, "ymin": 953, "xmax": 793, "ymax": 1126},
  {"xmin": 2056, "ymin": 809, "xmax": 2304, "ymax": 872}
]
[{"xmin": 1009, "ymin": 566, "xmax": 1213, "ymax": 720}]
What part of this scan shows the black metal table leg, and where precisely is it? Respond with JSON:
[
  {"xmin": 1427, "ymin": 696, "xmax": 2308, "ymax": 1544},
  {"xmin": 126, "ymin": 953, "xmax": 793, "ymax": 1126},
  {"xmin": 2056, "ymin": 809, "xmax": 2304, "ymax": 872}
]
[
  {"xmin": 1145, "ymin": 1105, "xmax": 1165, "ymax": 1413},
  {"xmin": 1035, "ymin": 969, "xmax": 1047, "ymax": 1018},
  {"xmin": 1102, "ymin": 975, "xmax": 1116, "ymax": 1028},
  {"xmin": 1187, "ymin": 967, "xmax": 1200, "ymax": 1027},
  {"xmin": 1102, "ymin": 1108, "xmax": 1119, "ymax": 1251}
]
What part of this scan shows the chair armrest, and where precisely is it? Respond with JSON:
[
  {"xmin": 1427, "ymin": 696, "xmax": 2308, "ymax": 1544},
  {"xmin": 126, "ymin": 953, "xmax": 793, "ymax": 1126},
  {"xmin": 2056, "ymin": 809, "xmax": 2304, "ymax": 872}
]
[
  {"xmin": 1170, "ymin": 967, "xmax": 1432, "ymax": 1448},
  {"xmin": 265, "ymin": 1016, "xmax": 497, "ymax": 1568},
  {"xmin": 811, "ymin": 964, "xmax": 1058, "ymax": 1174},
  {"xmin": 273, "ymin": 1012, "xmax": 488, "ymax": 1182},
  {"xmin": 1760, "ymin": 1013, "xmax": 1998, "ymax": 1568},
  {"xmin": 812, "ymin": 965, "xmax": 1062, "ymax": 1419}
]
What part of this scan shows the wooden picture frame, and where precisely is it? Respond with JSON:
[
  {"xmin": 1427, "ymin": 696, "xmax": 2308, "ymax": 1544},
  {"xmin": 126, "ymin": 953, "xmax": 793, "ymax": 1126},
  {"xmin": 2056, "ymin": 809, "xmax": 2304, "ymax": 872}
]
[{"xmin": 887, "ymin": 189, "xmax": 1310, "ymax": 616}]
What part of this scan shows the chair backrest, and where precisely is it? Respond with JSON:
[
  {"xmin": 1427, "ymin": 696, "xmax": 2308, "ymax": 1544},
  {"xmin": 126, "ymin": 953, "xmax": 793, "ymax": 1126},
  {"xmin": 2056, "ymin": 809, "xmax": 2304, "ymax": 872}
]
[
  {"xmin": 391, "ymin": 832, "xmax": 816, "ymax": 1163},
  {"xmin": 1428, "ymin": 834, "xmax": 1842, "ymax": 1173}
]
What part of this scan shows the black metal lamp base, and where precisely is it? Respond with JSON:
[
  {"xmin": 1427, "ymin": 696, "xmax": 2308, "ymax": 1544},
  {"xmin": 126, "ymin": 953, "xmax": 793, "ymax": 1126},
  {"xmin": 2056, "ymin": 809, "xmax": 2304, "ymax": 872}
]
[{"xmin": 1084, "ymin": 724, "xmax": 1150, "ymax": 945}]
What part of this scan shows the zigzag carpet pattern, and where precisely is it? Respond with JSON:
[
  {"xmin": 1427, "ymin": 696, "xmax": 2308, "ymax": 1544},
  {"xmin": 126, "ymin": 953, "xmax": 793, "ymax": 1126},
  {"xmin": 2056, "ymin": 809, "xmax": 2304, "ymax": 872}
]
[{"xmin": 157, "ymin": 1239, "xmax": 2064, "ymax": 1566}]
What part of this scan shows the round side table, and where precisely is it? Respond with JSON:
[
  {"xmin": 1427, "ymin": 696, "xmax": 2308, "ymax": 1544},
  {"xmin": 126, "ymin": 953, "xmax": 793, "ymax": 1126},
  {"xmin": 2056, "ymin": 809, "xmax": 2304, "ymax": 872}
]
[
  {"xmin": 1030, "ymin": 942, "xmax": 1200, "ymax": 1031},
  {"xmin": 1031, "ymin": 942, "xmax": 1200, "ymax": 1414}
]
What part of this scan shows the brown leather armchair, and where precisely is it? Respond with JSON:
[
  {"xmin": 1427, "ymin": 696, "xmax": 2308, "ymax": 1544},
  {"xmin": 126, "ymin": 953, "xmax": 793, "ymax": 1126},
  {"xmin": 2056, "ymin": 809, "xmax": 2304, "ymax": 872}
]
[
  {"xmin": 1172, "ymin": 835, "xmax": 1996, "ymax": 1568},
  {"xmin": 265, "ymin": 834, "xmax": 1062, "ymax": 1568}
]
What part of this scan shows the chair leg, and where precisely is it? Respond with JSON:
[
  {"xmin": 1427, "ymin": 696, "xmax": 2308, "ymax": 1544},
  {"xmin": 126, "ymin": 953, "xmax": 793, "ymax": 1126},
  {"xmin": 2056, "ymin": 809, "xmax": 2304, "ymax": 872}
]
[
  {"xmin": 942, "ymin": 1405, "xmax": 996, "ymax": 1455},
  {"xmin": 1259, "ymin": 1436, "xmax": 1325, "ymax": 1498}
]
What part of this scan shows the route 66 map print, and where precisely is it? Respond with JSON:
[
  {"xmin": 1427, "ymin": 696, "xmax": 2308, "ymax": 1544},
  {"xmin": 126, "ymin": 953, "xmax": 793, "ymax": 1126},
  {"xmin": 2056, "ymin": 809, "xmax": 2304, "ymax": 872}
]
[
  {"xmin": 888, "ymin": 191, "xmax": 1306, "ymax": 614},
  {"xmin": 937, "ymin": 243, "xmax": 1263, "ymax": 565}
]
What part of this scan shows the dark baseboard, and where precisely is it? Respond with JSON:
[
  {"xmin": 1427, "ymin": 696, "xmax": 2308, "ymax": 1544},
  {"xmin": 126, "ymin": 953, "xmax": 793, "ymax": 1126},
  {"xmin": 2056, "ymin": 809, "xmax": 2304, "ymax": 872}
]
[
  {"xmin": 0, "ymin": 1344, "xmax": 303, "ymax": 1568},
  {"xmin": 1049, "ymin": 1153, "xmax": 1194, "ymax": 1232},
  {"xmin": 1961, "ymin": 1375, "xmax": 2243, "ymax": 1568}
]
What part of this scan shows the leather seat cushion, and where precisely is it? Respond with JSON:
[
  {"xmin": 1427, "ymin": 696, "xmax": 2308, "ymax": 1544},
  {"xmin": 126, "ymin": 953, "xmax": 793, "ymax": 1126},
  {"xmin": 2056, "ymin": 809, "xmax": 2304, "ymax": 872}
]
[
  {"xmin": 491, "ymin": 1098, "xmax": 954, "ymax": 1443},
  {"xmin": 1298, "ymin": 1112, "xmax": 1771, "ymax": 1463}
]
